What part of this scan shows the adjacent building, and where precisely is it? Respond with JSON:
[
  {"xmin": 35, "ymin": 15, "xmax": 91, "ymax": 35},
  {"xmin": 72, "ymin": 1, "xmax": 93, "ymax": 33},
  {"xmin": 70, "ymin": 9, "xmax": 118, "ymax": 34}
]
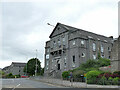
[
  {"xmin": 2, "ymin": 62, "xmax": 26, "ymax": 75},
  {"xmin": 44, "ymin": 23, "xmax": 113, "ymax": 78},
  {"xmin": 111, "ymin": 36, "xmax": 120, "ymax": 72}
]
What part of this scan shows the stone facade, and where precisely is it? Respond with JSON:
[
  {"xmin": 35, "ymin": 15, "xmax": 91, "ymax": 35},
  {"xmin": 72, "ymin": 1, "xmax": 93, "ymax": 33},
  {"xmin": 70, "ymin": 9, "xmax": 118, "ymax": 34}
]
[
  {"xmin": 2, "ymin": 62, "xmax": 26, "ymax": 75},
  {"xmin": 44, "ymin": 23, "xmax": 113, "ymax": 78},
  {"xmin": 111, "ymin": 36, "xmax": 120, "ymax": 72}
]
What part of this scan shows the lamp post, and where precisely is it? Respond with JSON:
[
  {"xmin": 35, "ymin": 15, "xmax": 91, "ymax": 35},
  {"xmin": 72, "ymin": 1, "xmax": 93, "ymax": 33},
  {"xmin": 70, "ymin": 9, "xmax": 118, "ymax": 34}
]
[
  {"xmin": 25, "ymin": 56, "xmax": 28, "ymax": 76},
  {"xmin": 35, "ymin": 49, "xmax": 37, "ymax": 76},
  {"xmin": 47, "ymin": 23, "xmax": 55, "ymax": 27}
]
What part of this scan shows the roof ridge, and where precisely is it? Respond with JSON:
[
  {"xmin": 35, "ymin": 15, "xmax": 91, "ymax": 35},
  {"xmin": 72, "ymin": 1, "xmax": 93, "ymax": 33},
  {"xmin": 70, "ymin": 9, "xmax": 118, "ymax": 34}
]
[{"xmin": 59, "ymin": 23, "xmax": 113, "ymax": 39}]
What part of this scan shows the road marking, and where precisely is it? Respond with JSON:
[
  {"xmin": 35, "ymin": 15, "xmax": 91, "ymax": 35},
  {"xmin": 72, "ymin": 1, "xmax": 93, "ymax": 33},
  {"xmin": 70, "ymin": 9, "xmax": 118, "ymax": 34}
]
[{"xmin": 12, "ymin": 84, "xmax": 20, "ymax": 90}]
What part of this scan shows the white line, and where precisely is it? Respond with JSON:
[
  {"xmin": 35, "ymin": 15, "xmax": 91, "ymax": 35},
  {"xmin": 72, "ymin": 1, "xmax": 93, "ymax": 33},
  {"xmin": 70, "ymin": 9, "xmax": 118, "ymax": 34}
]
[
  {"xmin": 16, "ymin": 84, "xmax": 20, "ymax": 87},
  {"xmin": 12, "ymin": 84, "xmax": 20, "ymax": 90}
]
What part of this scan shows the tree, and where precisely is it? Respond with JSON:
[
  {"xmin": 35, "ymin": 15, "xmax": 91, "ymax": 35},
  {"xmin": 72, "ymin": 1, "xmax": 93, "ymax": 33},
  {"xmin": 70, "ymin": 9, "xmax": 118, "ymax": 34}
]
[
  {"xmin": 40, "ymin": 68, "xmax": 44, "ymax": 76},
  {"xmin": 24, "ymin": 58, "xmax": 42, "ymax": 76},
  {"xmin": 97, "ymin": 52, "xmax": 101, "ymax": 59}
]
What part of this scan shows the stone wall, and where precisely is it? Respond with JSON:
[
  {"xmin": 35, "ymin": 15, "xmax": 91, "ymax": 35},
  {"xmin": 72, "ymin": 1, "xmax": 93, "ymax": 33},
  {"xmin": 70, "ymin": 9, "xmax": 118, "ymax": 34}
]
[{"xmin": 111, "ymin": 36, "xmax": 120, "ymax": 72}]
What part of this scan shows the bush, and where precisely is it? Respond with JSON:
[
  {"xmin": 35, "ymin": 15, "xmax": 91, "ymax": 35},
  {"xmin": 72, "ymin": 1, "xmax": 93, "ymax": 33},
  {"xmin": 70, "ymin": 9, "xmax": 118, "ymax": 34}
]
[
  {"xmin": 72, "ymin": 70, "xmax": 85, "ymax": 82},
  {"xmin": 83, "ymin": 60, "xmax": 97, "ymax": 68},
  {"xmin": 113, "ymin": 77, "xmax": 119, "ymax": 85},
  {"xmin": 97, "ymin": 58, "xmax": 110, "ymax": 67},
  {"xmin": 15, "ymin": 74, "xmax": 21, "ymax": 78},
  {"xmin": 107, "ymin": 77, "xmax": 113, "ymax": 85},
  {"xmin": 85, "ymin": 67, "xmax": 99, "ymax": 73},
  {"xmin": 97, "ymin": 76, "xmax": 107, "ymax": 85},
  {"xmin": 62, "ymin": 71, "xmax": 69, "ymax": 79},
  {"xmin": 113, "ymin": 71, "xmax": 120, "ymax": 75},
  {"xmin": 86, "ymin": 70, "xmax": 101, "ymax": 84},
  {"xmin": 111, "ymin": 73, "xmax": 120, "ymax": 78},
  {"xmin": 6, "ymin": 73, "xmax": 15, "ymax": 78}
]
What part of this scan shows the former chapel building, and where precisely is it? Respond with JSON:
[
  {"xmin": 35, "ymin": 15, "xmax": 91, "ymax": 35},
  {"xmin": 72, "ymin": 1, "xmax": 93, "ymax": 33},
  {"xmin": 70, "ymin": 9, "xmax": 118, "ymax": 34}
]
[{"xmin": 44, "ymin": 23, "xmax": 113, "ymax": 78}]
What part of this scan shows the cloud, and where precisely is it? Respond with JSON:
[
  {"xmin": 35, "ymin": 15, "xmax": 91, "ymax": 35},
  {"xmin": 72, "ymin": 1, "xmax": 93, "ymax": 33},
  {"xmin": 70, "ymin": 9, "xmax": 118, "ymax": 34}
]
[
  {"xmin": 72, "ymin": 6, "xmax": 118, "ymax": 37},
  {"xmin": 0, "ymin": 0, "xmax": 118, "ymax": 68}
]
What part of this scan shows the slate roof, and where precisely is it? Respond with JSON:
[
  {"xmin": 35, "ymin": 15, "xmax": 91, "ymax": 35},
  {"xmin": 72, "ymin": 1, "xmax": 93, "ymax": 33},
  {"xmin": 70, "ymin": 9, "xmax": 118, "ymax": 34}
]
[
  {"xmin": 11, "ymin": 62, "xmax": 26, "ymax": 67},
  {"xmin": 49, "ymin": 22, "xmax": 113, "ymax": 43},
  {"xmin": 2, "ymin": 66, "xmax": 10, "ymax": 70},
  {"xmin": 59, "ymin": 23, "xmax": 113, "ymax": 38}
]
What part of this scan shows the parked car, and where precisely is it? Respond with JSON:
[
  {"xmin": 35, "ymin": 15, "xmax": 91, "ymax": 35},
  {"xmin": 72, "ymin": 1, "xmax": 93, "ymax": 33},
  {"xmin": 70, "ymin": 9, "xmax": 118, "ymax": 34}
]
[{"xmin": 21, "ymin": 75, "xmax": 28, "ymax": 78}]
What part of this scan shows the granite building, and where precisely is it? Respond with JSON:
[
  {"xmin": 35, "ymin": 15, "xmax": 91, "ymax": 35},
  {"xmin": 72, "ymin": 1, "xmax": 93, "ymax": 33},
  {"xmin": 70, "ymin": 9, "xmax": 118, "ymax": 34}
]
[
  {"xmin": 44, "ymin": 23, "xmax": 113, "ymax": 78},
  {"xmin": 2, "ymin": 62, "xmax": 26, "ymax": 75},
  {"xmin": 111, "ymin": 36, "xmax": 120, "ymax": 72}
]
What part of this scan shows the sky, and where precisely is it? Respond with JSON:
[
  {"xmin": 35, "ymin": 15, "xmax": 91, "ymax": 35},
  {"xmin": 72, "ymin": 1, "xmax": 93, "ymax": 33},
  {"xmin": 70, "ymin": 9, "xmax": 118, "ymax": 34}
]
[{"xmin": 0, "ymin": 0, "xmax": 119, "ymax": 68}]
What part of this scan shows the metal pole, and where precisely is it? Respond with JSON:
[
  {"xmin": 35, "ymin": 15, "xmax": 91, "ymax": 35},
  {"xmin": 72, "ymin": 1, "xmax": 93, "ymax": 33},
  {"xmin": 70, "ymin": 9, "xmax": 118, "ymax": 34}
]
[
  {"xmin": 26, "ymin": 63, "xmax": 27, "ymax": 75},
  {"xmin": 35, "ymin": 49, "xmax": 37, "ymax": 76},
  {"xmin": 26, "ymin": 56, "xmax": 27, "ymax": 76}
]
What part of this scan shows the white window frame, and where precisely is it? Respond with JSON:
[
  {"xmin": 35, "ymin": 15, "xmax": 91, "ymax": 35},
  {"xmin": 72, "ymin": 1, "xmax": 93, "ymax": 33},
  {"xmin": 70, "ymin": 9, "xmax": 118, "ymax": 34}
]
[
  {"xmin": 72, "ymin": 63, "xmax": 75, "ymax": 67},
  {"xmin": 46, "ymin": 54, "xmax": 49, "ymax": 59},
  {"xmin": 93, "ymin": 54, "xmax": 96, "ymax": 60},
  {"xmin": 46, "ymin": 60, "xmax": 49, "ymax": 66},
  {"xmin": 46, "ymin": 67, "xmax": 48, "ymax": 70},
  {"xmin": 53, "ymin": 41, "xmax": 56, "ymax": 47},
  {"xmin": 63, "ymin": 37, "xmax": 65, "ymax": 45},
  {"xmin": 58, "ymin": 39, "xmax": 61, "ymax": 45},
  {"xmin": 101, "ymin": 45, "xmax": 104, "ymax": 52},
  {"xmin": 81, "ymin": 40, "xmax": 85, "ymax": 45},
  {"xmin": 81, "ymin": 53, "xmax": 85, "ymax": 57},
  {"xmin": 64, "ymin": 57, "xmax": 66, "ymax": 67},
  {"xmin": 93, "ymin": 43, "xmax": 96, "ymax": 51},
  {"xmin": 101, "ymin": 54, "xmax": 104, "ymax": 58},
  {"xmin": 73, "ymin": 40, "xmax": 75, "ymax": 45}
]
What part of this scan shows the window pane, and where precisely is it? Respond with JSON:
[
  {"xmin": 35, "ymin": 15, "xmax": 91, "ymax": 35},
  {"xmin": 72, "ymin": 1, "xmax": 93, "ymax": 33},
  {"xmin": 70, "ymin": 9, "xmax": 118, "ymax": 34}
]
[
  {"xmin": 46, "ymin": 54, "xmax": 49, "ymax": 59},
  {"xmin": 73, "ymin": 40, "xmax": 75, "ymax": 45},
  {"xmin": 81, "ymin": 40, "xmax": 84, "ymax": 45},
  {"xmin": 93, "ymin": 43, "xmax": 96, "ymax": 51},
  {"xmin": 82, "ymin": 53, "xmax": 85, "ymax": 57}
]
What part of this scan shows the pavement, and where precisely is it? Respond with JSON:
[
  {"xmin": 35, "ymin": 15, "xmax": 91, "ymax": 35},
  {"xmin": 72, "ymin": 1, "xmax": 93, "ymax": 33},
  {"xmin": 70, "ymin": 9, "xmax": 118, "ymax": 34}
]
[{"xmin": 30, "ymin": 76, "xmax": 120, "ymax": 89}]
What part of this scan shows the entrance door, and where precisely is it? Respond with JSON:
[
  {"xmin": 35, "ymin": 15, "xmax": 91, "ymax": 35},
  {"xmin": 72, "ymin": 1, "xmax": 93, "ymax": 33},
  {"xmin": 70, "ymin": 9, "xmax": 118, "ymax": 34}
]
[{"xmin": 57, "ymin": 60, "xmax": 60, "ymax": 70}]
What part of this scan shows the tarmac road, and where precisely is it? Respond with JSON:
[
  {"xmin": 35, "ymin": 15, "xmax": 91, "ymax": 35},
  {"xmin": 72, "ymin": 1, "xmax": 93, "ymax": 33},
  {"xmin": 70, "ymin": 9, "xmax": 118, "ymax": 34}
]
[
  {"xmin": 2, "ymin": 78, "xmax": 69, "ymax": 88},
  {"xmin": 1, "ymin": 78, "xmax": 119, "ymax": 90}
]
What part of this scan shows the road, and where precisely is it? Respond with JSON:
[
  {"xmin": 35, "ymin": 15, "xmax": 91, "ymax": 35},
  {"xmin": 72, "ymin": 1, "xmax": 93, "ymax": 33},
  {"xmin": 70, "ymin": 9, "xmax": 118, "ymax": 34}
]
[
  {"xmin": 2, "ymin": 78, "xmax": 119, "ymax": 90},
  {"xmin": 2, "ymin": 78, "xmax": 69, "ymax": 88}
]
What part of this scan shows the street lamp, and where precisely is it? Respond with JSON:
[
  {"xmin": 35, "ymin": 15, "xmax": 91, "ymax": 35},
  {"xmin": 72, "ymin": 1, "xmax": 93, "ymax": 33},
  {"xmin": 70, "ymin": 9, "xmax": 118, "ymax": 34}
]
[
  {"xmin": 47, "ymin": 23, "xmax": 55, "ymax": 27},
  {"xmin": 35, "ymin": 49, "xmax": 38, "ymax": 76}
]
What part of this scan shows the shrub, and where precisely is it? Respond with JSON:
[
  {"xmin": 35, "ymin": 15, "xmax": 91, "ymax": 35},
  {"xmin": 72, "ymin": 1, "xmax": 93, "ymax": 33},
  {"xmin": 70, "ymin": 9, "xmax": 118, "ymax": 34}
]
[
  {"xmin": 62, "ymin": 71, "xmax": 69, "ymax": 79},
  {"xmin": 98, "ymin": 72, "xmax": 112, "ymax": 79},
  {"xmin": 85, "ymin": 67, "xmax": 99, "ymax": 73},
  {"xmin": 113, "ymin": 77, "xmax": 119, "ymax": 85},
  {"xmin": 113, "ymin": 71, "xmax": 120, "ymax": 76},
  {"xmin": 72, "ymin": 70, "xmax": 85, "ymax": 82},
  {"xmin": 86, "ymin": 70, "xmax": 101, "ymax": 84},
  {"xmin": 6, "ymin": 73, "xmax": 15, "ymax": 78},
  {"xmin": 84, "ymin": 59, "xmax": 97, "ymax": 68},
  {"xmin": 111, "ymin": 73, "xmax": 120, "ymax": 78},
  {"xmin": 107, "ymin": 77, "xmax": 113, "ymax": 85},
  {"xmin": 97, "ymin": 58, "xmax": 110, "ymax": 67},
  {"xmin": 97, "ymin": 76, "xmax": 107, "ymax": 85},
  {"xmin": 15, "ymin": 74, "xmax": 21, "ymax": 78}
]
